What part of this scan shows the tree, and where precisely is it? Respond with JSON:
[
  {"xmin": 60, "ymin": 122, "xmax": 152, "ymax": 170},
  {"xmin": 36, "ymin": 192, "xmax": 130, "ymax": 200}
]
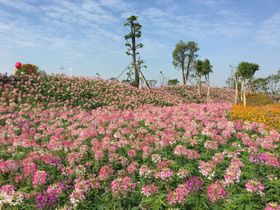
[
  {"xmin": 172, "ymin": 41, "xmax": 199, "ymax": 85},
  {"xmin": 167, "ymin": 79, "xmax": 179, "ymax": 86},
  {"xmin": 266, "ymin": 72, "xmax": 280, "ymax": 95},
  {"xmin": 252, "ymin": 78, "xmax": 268, "ymax": 93},
  {"xmin": 201, "ymin": 59, "xmax": 213, "ymax": 102},
  {"xmin": 226, "ymin": 65, "xmax": 242, "ymax": 104},
  {"xmin": 237, "ymin": 62, "xmax": 259, "ymax": 106},
  {"xmin": 194, "ymin": 59, "xmax": 204, "ymax": 96},
  {"xmin": 124, "ymin": 16, "xmax": 143, "ymax": 88}
]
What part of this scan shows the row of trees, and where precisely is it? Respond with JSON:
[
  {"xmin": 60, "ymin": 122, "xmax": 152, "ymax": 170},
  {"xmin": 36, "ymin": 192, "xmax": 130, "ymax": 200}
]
[
  {"xmin": 124, "ymin": 15, "xmax": 213, "ymax": 101},
  {"xmin": 251, "ymin": 71, "xmax": 280, "ymax": 95},
  {"xmin": 123, "ymin": 15, "xmax": 278, "ymax": 106},
  {"xmin": 226, "ymin": 63, "xmax": 280, "ymax": 105},
  {"xmin": 170, "ymin": 41, "xmax": 213, "ymax": 101}
]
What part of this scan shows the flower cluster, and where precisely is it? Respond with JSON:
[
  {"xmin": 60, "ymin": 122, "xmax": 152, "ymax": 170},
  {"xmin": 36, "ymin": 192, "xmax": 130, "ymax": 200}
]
[
  {"xmin": 245, "ymin": 180, "xmax": 264, "ymax": 196},
  {"xmin": 141, "ymin": 184, "xmax": 158, "ymax": 197},
  {"xmin": 0, "ymin": 184, "xmax": 24, "ymax": 207},
  {"xmin": 167, "ymin": 184, "xmax": 189, "ymax": 205},
  {"xmin": 223, "ymin": 158, "xmax": 243, "ymax": 186},
  {"xmin": 111, "ymin": 176, "xmax": 136, "ymax": 195},
  {"xmin": 207, "ymin": 181, "xmax": 228, "ymax": 203}
]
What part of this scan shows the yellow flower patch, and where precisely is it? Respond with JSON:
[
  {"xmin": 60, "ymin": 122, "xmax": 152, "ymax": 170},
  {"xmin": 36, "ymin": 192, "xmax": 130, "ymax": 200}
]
[{"xmin": 231, "ymin": 104, "xmax": 280, "ymax": 130}]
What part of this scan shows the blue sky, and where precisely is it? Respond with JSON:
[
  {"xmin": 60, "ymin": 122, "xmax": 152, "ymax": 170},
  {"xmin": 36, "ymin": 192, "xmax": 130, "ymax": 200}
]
[{"xmin": 0, "ymin": 0, "xmax": 279, "ymax": 87}]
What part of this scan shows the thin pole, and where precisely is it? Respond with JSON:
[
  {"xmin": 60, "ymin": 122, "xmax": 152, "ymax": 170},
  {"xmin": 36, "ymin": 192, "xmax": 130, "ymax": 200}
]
[{"xmin": 139, "ymin": 69, "xmax": 151, "ymax": 89}]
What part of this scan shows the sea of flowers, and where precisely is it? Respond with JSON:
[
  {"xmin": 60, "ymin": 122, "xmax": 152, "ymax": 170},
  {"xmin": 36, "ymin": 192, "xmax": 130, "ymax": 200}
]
[
  {"xmin": 0, "ymin": 74, "xmax": 234, "ymax": 111},
  {"xmin": 231, "ymin": 104, "xmax": 280, "ymax": 131},
  {"xmin": 0, "ymin": 102, "xmax": 279, "ymax": 209}
]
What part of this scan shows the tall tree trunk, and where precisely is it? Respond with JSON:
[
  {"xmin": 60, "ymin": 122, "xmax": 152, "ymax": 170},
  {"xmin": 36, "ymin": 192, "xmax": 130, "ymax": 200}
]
[
  {"xmin": 207, "ymin": 76, "xmax": 211, "ymax": 103},
  {"xmin": 243, "ymin": 80, "xmax": 246, "ymax": 106},
  {"xmin": 235, "ymin": 81, "xmax": 238, "ymax": 104},
  {"xmin": 131, "ymin": 26, "xmax": 139, "ymax": 88},
  {"xmin": 182, "ymin": 70, "xmax": 186, "ymax": 85},
  {"xmin": 181, "ymin": 61, "xmax": 186, "ymax": 85},
  {"xmin": 197, "ymin": 76, "xmax": 201, "ymax": 96},
  {"xmin": 240, "ymin": 82, "xmax": 243, "ymax": 102},
  {"xmin": 186, "ymin": 60, "xmax": 191, "ymax": 85}
]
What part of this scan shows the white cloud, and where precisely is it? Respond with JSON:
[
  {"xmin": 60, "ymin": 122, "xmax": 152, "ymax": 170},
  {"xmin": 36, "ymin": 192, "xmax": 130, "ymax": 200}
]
[
  {"xmin": 99, "ymin": 0, "xmax": 131, "ymax": 11},
  {"xmin": 0, "ymin": 0, "xmax": 36, "ymax": 11},
  {"xmin": 0, "ymin": 0, "xmax": 126, "ymax": 53},
  {"xmin": 256, "ymin": 11, "xmax": 280, "ymax": 45}
]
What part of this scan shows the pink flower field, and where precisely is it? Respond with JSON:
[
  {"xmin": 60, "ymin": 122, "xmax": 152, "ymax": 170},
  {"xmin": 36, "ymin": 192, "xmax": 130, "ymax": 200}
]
[
  {"xmin": 0, "ymin": 99, "xmax": 279, "ymax": 209},
  {"xmin": 0, "ymin": 74, "xmax": 234, "ymax": 110}
]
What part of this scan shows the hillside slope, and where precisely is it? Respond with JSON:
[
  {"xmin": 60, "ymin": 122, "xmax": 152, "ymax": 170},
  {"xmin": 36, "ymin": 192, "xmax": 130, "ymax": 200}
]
[{"xmin": 0, "ymin": 74, "xmax": 234, "ymax": 110}]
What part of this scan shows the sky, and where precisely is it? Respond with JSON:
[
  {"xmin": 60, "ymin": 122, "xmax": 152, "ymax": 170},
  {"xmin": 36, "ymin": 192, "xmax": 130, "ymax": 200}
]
[{"xmin": 0, "ymin": 0, "xmax": 279, "ymax": 87}]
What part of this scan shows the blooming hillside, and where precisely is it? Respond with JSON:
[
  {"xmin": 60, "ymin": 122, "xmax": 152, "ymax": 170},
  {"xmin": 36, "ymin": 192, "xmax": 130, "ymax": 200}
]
[
  {"xmin": 0, "ymin": 103, "xmax": 279, "ymax": 209},
  {"xmin": 0, "ymin": 74, "xmax": 234, "ymax": 110}
]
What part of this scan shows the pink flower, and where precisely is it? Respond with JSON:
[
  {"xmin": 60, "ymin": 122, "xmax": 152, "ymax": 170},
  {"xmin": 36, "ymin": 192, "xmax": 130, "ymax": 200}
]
[
  {"xmin": 23, "ymin": 159, "xmax": 37, "ymax": 177},
  {"xmin": 141, "ymin": 184, "xmax": 158, "ymax": 197},
  {"xmin": 127, "ymin": 149, "xmax": 137, "ymax": 158},
  {"xmin": 185, "ymin": 176, "xmax": 203, "ymax": 192},
  {"xmin": 139, "ymin": 165, "xmax": 152, "ymax": 178},
  {"xmin": 70, "ymin": 178, "xmax": 91, "ymax": 206},
  {"xmin": 0, "ymin": 160, "xmax": 19, "ymax": 173},
  {"xmin": 154, "ymin": 168, "xmax": 173, "ymax": 180},
  {"xmin": 265, "ymin": 202, "xmax": 280, "ymax": 210},
  {"xmin": 111, "ymin": 176, "xmax": 136, "ymax": 195},
  {"xmin": 167, "ymin": 184, "xmax": 189, "ymax": 205},
  {"xmin": 207, "ymin": 181, "xmax": 227, "ymax": 203},
  {"xmin": 185, "ymin": 149, "xmax": 200, "ymax": 160},
  {"xmin": 259, "ymin": 153, "xmax": 279, "ymax": 167},
  {"xmin": 224, "ymin": 158, "xmax": 243, "ymax": 186},
  {"xmin": 174, "ymin": 145, "xmax": 187, "ymax": 156},
  {"xmin": 127, "ymin": 161, "xmax": 139, "ymax": 174},
  {"xmin": 198, "ymin": 160, "xmax": 216, "ymax": 179},
  {"xmin": 245, "ymin": 180, "xmax": 264, "ymax": 195},
  {"xmin": 99, "ymin": 165, "xmax": 113, "ymax": 181},
  {"xmin": 15, "ymin": 62, "xmax": 22, "ymax": 69},
  {"xmin": 32, "ymin": 170, "xmax": 47, "ymax": 187},
  {"xmin": 0, "ymin": 184, "xmax": 15, "ymax": 195}
]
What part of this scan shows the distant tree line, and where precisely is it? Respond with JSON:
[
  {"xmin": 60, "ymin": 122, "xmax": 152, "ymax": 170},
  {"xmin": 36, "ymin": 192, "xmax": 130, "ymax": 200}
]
[
  {"xmin": 119, "ymin": 15, "xmax": 279, "ymax": 105},
  {"xmin": 226, "ymin": 63, "xmax": 280, "ymax": 105},
  {"xmin": 122, "ymin": 15, "xmax": 215, "ymax": 101}
]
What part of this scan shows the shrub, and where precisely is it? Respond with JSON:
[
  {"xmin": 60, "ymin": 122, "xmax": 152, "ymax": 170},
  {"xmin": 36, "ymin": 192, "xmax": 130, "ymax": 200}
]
[
  {"xmin": 14, "ymin": 63, "xmax": 38, "ymax": 76},
  {"xmin": 244, "ymin": 93, "xmax": 273, "ymax": 106}
]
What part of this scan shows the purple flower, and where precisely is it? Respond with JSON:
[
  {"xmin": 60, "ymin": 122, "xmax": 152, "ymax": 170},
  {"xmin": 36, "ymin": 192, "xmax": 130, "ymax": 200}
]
[
  {"xmin": 36, "ymin": 192, "xmax": 59, "ymax": 209},
  {"xmin": 186, "ymin": 176, "xmax": 203, "ymax": 192}
]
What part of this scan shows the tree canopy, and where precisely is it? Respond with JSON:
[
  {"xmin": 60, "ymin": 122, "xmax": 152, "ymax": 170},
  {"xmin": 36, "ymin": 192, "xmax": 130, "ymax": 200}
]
[{"xmin": 172, "ymin": 40, "xmax": 199, "ymax": 85}]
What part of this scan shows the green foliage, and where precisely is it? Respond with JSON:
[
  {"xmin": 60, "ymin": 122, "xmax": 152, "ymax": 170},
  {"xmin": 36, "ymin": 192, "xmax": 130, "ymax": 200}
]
[
  {"xmin": 172, "ymin": 40, "xmax": 199, "ymax": 84},
  {"xmin": 195, "ymin": 59, "xmax": 212, "ymax": 80},
  {"xmin": 167, "ymin": 79, "xmax": 179, "ymax": 86},
  {"xmin": 14, "ymin": 64, "xmax": 38, "ymax": 76},
  {"xmin": 237, "ymin": 62, "xmax": 259, "ymax": 81},
  {"xmin": 252, "ymin": 78, "xmax": 268, "ymax": 93},
  {"xmin": 201, "ymin": 59, "xmax": 213, "ymax": 80},
  {"xmin": 124, "ymin": 15, "xmax": 144, "ymax": 88}
]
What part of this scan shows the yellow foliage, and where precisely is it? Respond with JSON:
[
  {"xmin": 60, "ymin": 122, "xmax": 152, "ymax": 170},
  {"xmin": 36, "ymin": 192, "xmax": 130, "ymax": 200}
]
[{"xmin": 231, "ymin": 104, "xmax": 280, "ymax": 130}]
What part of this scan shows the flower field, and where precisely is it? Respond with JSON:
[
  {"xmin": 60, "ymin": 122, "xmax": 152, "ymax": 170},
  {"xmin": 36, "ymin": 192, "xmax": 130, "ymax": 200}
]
[
  {"xmin": 0, "ymin": 101, "xmax": 279, "ymax": 209},
  {"xmin": 231, "ymin": 104, "xmax": 280, "ymax": 131},
  {"xmin": 0, "ymin": 74, "xmax": 234, "ymax": 111}
]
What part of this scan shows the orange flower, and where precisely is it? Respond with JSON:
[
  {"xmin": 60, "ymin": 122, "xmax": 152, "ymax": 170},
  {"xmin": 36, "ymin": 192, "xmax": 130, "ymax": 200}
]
[{"xmin": 231, "ymin": 104, "xmax": 280, "ymax": 130}]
